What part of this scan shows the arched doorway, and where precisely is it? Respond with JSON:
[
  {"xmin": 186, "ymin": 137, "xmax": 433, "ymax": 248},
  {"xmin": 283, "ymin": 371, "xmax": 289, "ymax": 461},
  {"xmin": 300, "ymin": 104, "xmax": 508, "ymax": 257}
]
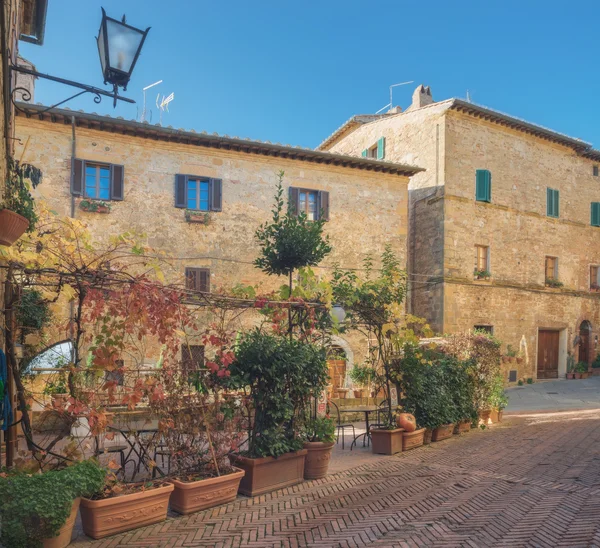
[{"xmin": 579, "ymin": 321, "xmax": 593, "ymax": 365}]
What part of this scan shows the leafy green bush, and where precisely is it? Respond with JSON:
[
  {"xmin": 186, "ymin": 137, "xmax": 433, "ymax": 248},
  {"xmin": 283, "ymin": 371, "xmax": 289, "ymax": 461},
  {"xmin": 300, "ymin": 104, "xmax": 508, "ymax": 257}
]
[
  {"xmin": 489, "ymin": 372, "xmax": 509, "ymax": 410},
  {"xmin": 0, "ymin": 460, "xmax": 105, "ymax": 548},
  {"xmin": 349, "ymin": 364, "xmax": 375, "ymax": 388},
  {"xmin": 576, "ymin": 362, "xmax": 589, "ymax": 373},
  {"xmin": 302, "ymin": 416, "xmax": 336, "ymax": 443},
  {"xmin": 593, "ymin": 354, "xmax": 600, "ymax": 369},
  {"xmin": 228, "ymin": 330, "xmax": 328, "ymax": 458},
  {"xmin": 16, "ymin": 289, "xmax": 51, "ymax": 331}
]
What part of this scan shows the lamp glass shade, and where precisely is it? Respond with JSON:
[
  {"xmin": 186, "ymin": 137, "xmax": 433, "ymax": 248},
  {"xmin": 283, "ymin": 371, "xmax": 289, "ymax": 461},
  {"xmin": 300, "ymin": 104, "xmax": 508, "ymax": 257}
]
[{"xmin": 331, "ymin": 304, "xmax": 346, "ymax": 324}]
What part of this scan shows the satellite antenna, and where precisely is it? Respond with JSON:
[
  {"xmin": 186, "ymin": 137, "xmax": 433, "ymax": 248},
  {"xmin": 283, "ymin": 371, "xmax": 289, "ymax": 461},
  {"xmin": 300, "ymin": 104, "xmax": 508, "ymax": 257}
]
[
  {"xmin": 140, "ymin": 80, "xmax": 162, "ymax": 122},
  {"xmin": 375, "ymin": 80, "xmax": 414, "ymax": 114},
  {"xmin": 156, "ymin": 91, "xmax": 174, "ymax": 124},
  {"xmin": 466, "ymin": 90, "xmax": 472, "ymax": 103}
]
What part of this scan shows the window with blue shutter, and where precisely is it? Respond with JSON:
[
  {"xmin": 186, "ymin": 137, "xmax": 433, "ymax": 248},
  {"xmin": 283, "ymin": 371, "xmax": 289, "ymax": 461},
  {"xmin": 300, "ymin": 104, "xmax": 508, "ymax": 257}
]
[
  {"xmin": 592, "ymin": 202, "xmax": 600, "ymax": 227},
  {"xmin": 376, "ymin": 137, "xmax": 385, "ymax": 160},
  {"xmin": 175, "ymin": 175, "xmax": 222, "ymax": 211},
  {"xmin": 475, "ymin": 170, "xmax": 491, "ymax": 202},
  {"xmin": 546, "ymin": 188, "xmax": 559, "ymax": 218},
  {"xmin": 72, "ymin": 159, "xmax": 125, "ymax": 201},
  {"xmin": 361, "ymin": 149, "xmax": 368, "ymax": 157}
]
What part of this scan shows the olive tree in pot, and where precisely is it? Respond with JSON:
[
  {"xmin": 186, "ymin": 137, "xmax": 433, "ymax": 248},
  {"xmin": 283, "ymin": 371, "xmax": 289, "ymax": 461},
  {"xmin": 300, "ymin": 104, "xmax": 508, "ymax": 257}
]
[
  {"xmin": 331, "ymin": 248, "xmax": 413, "ymax": 455},
  {"xmin": 0, "ymin": 159, "xmax": 41, "ymax": 246}
]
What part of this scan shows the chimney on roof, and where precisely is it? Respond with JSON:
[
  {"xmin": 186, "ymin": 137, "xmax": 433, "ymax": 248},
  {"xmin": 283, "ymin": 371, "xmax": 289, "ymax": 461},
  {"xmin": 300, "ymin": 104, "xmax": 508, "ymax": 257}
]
[
  {"xmin": 408, "ymin": 84, "xmax": 433, "ymax": 110},
  {"xmin": 387, "ymin": 106, "xmax": 402, "ymax": 114},
  {"xmin": 14, "ymin": 56, "xmax": 36, "ymax": 103}
]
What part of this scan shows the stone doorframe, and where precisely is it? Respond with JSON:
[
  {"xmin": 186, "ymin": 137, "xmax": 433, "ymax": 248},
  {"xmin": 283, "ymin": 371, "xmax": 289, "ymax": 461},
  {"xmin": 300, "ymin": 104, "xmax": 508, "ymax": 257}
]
[{"xmin": 329, "ymin": 335, "xmax": 354, "ymax": 388}]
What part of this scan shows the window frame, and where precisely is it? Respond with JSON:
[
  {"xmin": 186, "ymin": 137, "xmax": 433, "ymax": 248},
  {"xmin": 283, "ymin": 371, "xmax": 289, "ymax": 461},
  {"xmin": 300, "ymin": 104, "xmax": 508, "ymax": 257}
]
[
  {"xmin": 590, "ymin": 265, "xmax": 600, "ymax": 291},
  {"xmin": 474, "ymin": 245, "xmax": 490, "ymax": 277},
  {"xmin": 185, "ymin": 267, "xmax": 211, "ymax": 293},
  {"xmin": 84, "ymin": 162, "xmax": 111, "ymax": 201},
  {"xmin": 298, "ymin": 189, "xmax": 319, "ymax": 221},
  {"xmin": 593, "ymin": 165, "xmax": 599, "ymax": 177},
  {"xmin": 186, "ymin": 177, "xmax": 211, "ymax": 212},
  {"xmin": 545, "ymin": 256, "xmax": 558, "ymax": 283}
]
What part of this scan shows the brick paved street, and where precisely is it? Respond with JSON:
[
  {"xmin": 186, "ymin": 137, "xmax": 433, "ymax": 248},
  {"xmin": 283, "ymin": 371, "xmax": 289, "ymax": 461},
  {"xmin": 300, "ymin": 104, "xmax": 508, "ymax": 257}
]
[{"xmin": 70, "ymin": 410, "xmax": 600, "ymax": 547}]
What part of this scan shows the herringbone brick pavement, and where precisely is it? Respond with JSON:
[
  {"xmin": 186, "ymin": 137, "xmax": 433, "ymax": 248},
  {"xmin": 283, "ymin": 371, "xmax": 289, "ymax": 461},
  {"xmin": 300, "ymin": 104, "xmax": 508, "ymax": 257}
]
[{"xmin": 71, "ymin": 410, "xmax": 600, "ymax": 547}]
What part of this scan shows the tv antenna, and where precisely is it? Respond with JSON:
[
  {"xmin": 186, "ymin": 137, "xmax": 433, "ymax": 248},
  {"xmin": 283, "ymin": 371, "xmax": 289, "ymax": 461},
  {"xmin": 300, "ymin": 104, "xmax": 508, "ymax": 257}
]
[
  {"xmin": 375, "ymin": 80, "xmax": 414, "ymax": 114},
  {"xmin": 466, "ymin": 89, "xmax": 472, "ymax": 103},
  {"xmin": 156, "ymin": 91, "xmax": 174, "ymax": 124},
  {"xmin": 140, "ymin": 80, "xmax": 162, "ymax": 122}
]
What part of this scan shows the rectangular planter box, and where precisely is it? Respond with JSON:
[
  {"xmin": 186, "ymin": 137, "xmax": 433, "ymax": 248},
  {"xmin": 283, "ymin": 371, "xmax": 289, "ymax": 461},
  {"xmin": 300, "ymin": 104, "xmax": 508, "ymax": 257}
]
[
  {"xmin": 230, "ymin": 450, "xmax": 307, "ymax": 497},
  {"xmin": 80, "ymin": 483, "xmax": 174, "ymax": 540},
  {"xmin": 170, "ymin": 467, "xmax": 244, "ymax": 514},
  {"xmin": 453, "ymin": 421, "xmax": 471, "ymax": 434},
  {"xmin": 423, "ymin": 428, "xmax": 433, "ymax": 445},
  {"xmin": 402, "ymin": 428, "xmax": 425, "ymax": 451},
  {"xmin": 431, "ymin": 423, "xmax": 454, "ymax": 442},
  {"xmin": 371, "ymin": 428, "xmax": 404, "ymax": 455}
]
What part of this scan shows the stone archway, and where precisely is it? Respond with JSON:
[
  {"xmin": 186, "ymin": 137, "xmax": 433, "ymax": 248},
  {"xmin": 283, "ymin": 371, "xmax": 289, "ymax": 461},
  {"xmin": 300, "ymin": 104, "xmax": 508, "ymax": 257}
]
[
  {"xmin": 326, "ymin": 336, "xmax": 354, "ymax": 398},
  {"xmin": 579, "ymin": 321, "xmax": 593, "ymax": 366}
]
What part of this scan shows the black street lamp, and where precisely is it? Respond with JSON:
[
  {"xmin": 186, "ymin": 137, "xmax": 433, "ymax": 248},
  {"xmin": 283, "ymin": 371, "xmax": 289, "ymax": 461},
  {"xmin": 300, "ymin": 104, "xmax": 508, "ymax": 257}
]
[
  {"xmin": 97, "ymin": 8, "xmax": 150, "ymax": 105},
  {"xmin": 11, "ymin": 8, "xmax": 150, "ymax": 111}
]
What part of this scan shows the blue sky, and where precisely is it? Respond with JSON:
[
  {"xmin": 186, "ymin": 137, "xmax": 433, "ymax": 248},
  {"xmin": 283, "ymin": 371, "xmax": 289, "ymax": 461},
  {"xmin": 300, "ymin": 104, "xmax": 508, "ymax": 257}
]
[{"xmin": 20, "ymin": 0, "xmax": 600, "ymax": 149}]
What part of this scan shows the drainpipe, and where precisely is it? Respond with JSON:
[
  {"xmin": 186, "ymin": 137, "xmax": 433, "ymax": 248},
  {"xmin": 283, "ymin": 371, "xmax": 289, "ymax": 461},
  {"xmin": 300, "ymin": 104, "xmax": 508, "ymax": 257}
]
[{"xmin": 69, "ymin": 117, "xmax": 76, "ymax": 349}]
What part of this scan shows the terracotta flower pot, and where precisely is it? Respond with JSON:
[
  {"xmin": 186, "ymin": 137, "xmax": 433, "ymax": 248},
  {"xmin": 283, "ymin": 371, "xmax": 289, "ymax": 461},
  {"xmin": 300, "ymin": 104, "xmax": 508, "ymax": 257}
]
[
  {"xmin": 497, "ymin": 410, "xmax": 504, "ymax": 422},
  {"xmin": 353, "ymin": 390, "xmax": 362, "ymax": 399},
  {"xmin": 402, "ymin": 428, "xmax": 425, "ymax": 450},
  {"xmin": 370, "ymin": 428, "xmax": 404, "ymax": 455},
  {"xmin": 489, "ymin": 409, "xmax": 499, "ymax": 423},
  {"xmin": 581, "ymin": 372, "xmax": 590, "ymax": 379},
  {"xmin": 431, "ymin": 423, "xmax": 454, "ymax": 442},
  {"xmin": 303, "ymin": 441, "xmax": 335, "ymax": 479},
  {"xmin": 566, "ymin": 372, "xmax": 575, "ymax": 379},
  {"xmin": 478, "ymin": 410, "xmax": 492, "ymax": 426},
  {"xmin": 170, "ymin": 468, "xmax": 245, "ymax": 515},
  {"xmin": 453, "ymin": 421, "xmax": 471, "ymax": 435},
  {"xmin": 0, "ymin": 209, "xmax": 29, "ymax": 246},
  {"xmin": 575, "ymin": 372, "xmax": 582, "ymax": 379},
  {"xmin": 42, "ymin": 498, "xmax": 80, "ymax": 548},
  {"xmin": 230, "ymin": 450, "xmax": 307, "ymax": 497},
  {"xmin": 80, "ymin": 483, "xmax": 174, "ymax": 540},
  {"xmin": 396, "ymin": 413, "xmax": 417, "ymax": 432},
  {"xmin": 423, "ymin": 428, "xmax": 433, "ymax": 445}
]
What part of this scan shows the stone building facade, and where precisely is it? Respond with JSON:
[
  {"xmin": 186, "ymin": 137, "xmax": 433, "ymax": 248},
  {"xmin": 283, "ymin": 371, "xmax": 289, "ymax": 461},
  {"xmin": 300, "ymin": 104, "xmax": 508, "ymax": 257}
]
[
  {"xmin": 320, "ymin": 85, "xmax": 600, "ymax": 382},
  {"xmin": 14, "ymin": 103, "xmax": 421, "ymax": 389}
]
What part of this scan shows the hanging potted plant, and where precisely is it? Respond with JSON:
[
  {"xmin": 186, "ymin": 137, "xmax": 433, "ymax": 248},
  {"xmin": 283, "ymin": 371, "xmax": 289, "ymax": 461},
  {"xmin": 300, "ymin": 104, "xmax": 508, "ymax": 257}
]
[
  {"xmin": 0, "ymin": 159, "xmax": 41, "ymax": 246},
  {"xmin": 0, "ymin": 460, "xmax": 105, "ymax": 548},
  {"xmin": 301, "ymin": 416, "xmax": 336, "ymax": 479}
]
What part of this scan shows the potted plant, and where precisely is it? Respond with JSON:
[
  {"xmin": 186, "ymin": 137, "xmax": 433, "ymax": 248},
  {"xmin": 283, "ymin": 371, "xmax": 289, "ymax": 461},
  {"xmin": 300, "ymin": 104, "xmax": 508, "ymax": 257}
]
[
  {"xmin": 473, "ymin": 269, "xmax": 491, "ymax": 281},
  {"xmin": 185, "ymin": 210, "xmax": 211, "ymax": 224},
  {"xmin": 79, "ymin": 199, "xmax": 111, "ymax": 213},
  {"xmin": 0, "ymin": 459, "xmax": 105, "ymax": 548},
  {"xmin": 592, "ymin": 354, "xmax": 600, "ymax": 375},
  {"xmin": 228, "ymin": 331, "xmax": 328, "ymax": 496},
  {"xmin": 301, "ymin": 416, "xmax": 336, "ymax": 479},
  {"xmin": 42, "ymin": 372, "xmax": 69, "ymax": 407},
  {"xmin": 576, "ymin": 362, "xmax": 589, "ymax": 379},
  {"xmin": 396, "ymin": 413, "xmax": 426, "ymax": 450},
  {"xmin": 545, "ymin": 277, "xmax": 564, "ymax": 288},
  {"xmin": 349, "ymin": 364, "xmax": 374, "ymax": 400},
  {"xmin": 566, "ymin": 352, "xmax": 576, "ymax": 379},
  {"xmin": 488, "ymin": 372, "xmax": 508, "ymax": 423},
  {"xmin": 0, "ymin": 159, "xmax": 41, "ymax": 246}
]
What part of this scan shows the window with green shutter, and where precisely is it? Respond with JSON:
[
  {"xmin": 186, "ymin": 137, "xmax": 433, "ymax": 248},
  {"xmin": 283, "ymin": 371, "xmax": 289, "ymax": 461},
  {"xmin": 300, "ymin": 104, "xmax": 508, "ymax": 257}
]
[
  {"xmin": 546, "ymin": 188, "xmax": 559, "ymax": 218},
  {"xmin": 376, "ymin": 137, "xmax": 385, "ymax": 160},
  {"xmin": 475, "ymin": 170, "xmax": 491, "ymax": 202},
  {"xmin": 592, "ymin": 202, "xmax": 600, "ymax": 227}
]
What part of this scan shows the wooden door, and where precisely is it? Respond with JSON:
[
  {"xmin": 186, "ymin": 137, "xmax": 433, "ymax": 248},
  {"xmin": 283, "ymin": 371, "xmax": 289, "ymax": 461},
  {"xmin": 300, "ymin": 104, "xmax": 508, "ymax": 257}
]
[{"xmin": 537, "ymin": 330, "xmax": 559, "ymax": 379}]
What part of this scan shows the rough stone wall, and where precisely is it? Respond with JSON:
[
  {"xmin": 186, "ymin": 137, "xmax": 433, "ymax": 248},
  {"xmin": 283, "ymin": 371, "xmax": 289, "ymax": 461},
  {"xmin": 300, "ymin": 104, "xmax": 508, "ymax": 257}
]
[
  {"xmin": 14, "ymin": 116, "xmax": 411, "ymax": 368},
  {"xmin": 326, "ymin": 102, "xmax": 450, "ymax": 326},
  {"xmin": 442, "ymin": 110, "xmax": 600, "ymax": 377}
]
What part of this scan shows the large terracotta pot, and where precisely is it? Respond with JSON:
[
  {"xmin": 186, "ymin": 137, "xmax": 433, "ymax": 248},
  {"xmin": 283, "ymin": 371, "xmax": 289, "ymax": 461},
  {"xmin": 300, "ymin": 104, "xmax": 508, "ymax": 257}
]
[
  {"xmin": 170, "ymin": 467, "xmax": 245, "ymax": 515},
  {"xmin": 497, "ymin": 410, "xmax": 504, "ymax": 422},
  {"xmin": 80, "ymin": 483, "xmax": 174, "ymax": 539},
  {"xmin": 0, "ymin": 209, "xmax": 29, "ymax": 246},
  {"xmin": 431, "ymin": 423, "xmax": 454, "ymax": 442},
  {"xmin": 230, "ymin": 450, "xmax": 307, "ymax": 497},
  {"xmin": 396, "ymin": 413, "xmax": 417, "ymax": 432},
  {"xmin": 402, "ymin": 428, "xmax": 425, "ymax": 451},
  {"xmin": 42, "ymin": 498, "xmax": 80, "ymax": 548},
  {"xmin": 303, "ymin": 441, "xmax": 335, "ymax": 479},
  {"xmin": 371, "ymin": 428, "xmax": 404, "ymax": 455},
  {"xmin": 453, "ymin": 421, "xmax": 471, "ymax": 435}
]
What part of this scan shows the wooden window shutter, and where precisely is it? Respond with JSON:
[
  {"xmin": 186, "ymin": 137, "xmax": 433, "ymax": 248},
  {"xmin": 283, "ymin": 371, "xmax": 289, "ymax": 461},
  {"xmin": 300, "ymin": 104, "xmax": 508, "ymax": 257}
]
[
  {"xmin": 71, "ymin": 158, "xmax": 85, "ymax": 196},
  {"xmin": 175, "ymin": 174, "xmax": 187, "ymax": 208},
  {"xmin": 210, "ymin": 178, "xmax": 222, "ymax": 211},
  {"xmin": 182, "ymin": 344, "xmax": 205, "ymax": 371},
  {"xmin": 361, "ymin": 149, "xmax": 368, "ymax": 158},
  {"xmin": 185, "ymin": 267, "xmax": 210, "ymax": 292},
  {"xmin": 554, "ymin": 190, "xmax": 559, "ymax": 217},
  {"xmin": 199, "ymin": 268, "xmax": 210, "ymax": 292},
  {"xmin": 110, "ymin": 164, "xmax": 125, "ymax": 201},
  {"xmin": 592, "ymin": 202, "xmax": 600, "ymax": 227},
  {"xmin": 475, "ymin": 170, "xmax": 491, "ymax": 202},
  {"xmin": 185, "ymin": 267, "xmax": 198, "ymax": 290},
  {"xmin": 318, "ymin": 190, "xmax": 330, "ymax": 221},
  {"xmin": 376, "ymin": 137, "xmax": 385, "ymax": 160},
  {"xmin": 546, "ymin": 188, "xmax": 553, "ymax": 216},
  {"xmin": 289, "ymin": 187, "xmax": 300, "ymax": 216}
]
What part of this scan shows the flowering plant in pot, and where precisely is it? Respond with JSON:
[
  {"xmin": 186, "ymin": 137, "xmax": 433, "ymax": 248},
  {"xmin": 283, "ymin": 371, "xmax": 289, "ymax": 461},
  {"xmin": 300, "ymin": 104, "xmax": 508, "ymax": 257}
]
[
  {"xmin": 0, "ymin": 159, "xmax": 42, "ymax": 245},
  {"xmin": 300, "ymin": 416, "xmax": 336, "ymax": 479},
  {"xmin": 0, "ymin": 459, "xmax": 105, "ymax": 548}
]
